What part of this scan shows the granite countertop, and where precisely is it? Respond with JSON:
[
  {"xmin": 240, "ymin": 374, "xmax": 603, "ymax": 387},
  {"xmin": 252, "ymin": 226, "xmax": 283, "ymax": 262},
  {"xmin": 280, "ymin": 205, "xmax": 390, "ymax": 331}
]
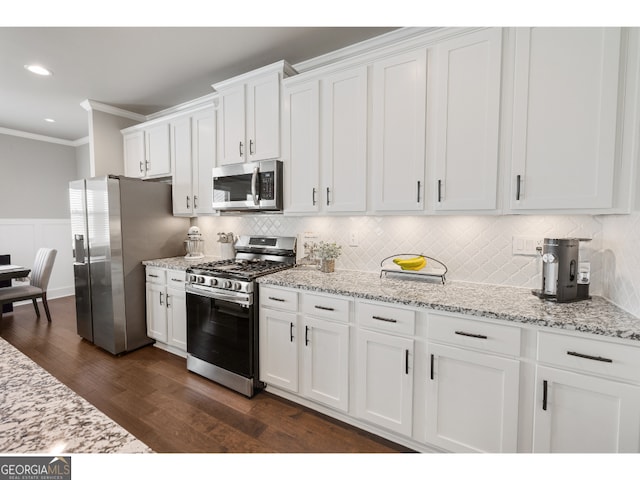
[
  {"xmin": 0, "ymin": 338, "xmax": 152, "ymax": 454},
  {"xmin": 257, "ymin": 268, "xmax": 640, "ymax": 342},
  {"xmin": 142, "ymin": 255, "xmax": 218, "ymax": 270}
]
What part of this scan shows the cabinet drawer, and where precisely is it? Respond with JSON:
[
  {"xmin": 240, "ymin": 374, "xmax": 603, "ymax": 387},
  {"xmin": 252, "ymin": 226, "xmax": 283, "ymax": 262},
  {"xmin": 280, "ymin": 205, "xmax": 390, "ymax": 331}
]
[
  {"xmin": 537, "ymin": 331, "xmax": 640, "ymax": 383},
  {"xmin": 302, "ymin": 293, "xmax": 350, "ymax": 323},
  {"xmin": 428, "ymin": 313, "xmax": 521, "ymax": 356},
  {"xmin": 260, "ymin": 286, "xmax": 298, "ymax": 312},
  {"xmin": 167, "ymin": 270, "xmax": 186, "ymax": 289},
  {"xmin": 145, "ymin": 267, "xmax": 166, "ymax": 285},
  {"xmin": 357, "ymin": 301, "xmax": 415, "ymax": 336}
]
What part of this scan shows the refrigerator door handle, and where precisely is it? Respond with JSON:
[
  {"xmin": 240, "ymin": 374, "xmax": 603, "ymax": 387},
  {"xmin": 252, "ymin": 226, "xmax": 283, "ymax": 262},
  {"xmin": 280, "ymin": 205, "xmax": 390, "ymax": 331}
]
[{"xmin": 74, "ymin": 234, "xmax": 86, "ymax": 264}]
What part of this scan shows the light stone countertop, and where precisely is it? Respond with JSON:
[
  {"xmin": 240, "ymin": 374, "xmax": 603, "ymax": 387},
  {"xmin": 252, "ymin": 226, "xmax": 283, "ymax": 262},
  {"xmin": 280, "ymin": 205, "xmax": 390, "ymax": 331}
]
[
  {"xmin": 257, "ymin": 267, "xmax": 640, "ymax": 342},
  {"xmin": 142, "ymin": 255, "xmax": 218, "ymax": 270}
]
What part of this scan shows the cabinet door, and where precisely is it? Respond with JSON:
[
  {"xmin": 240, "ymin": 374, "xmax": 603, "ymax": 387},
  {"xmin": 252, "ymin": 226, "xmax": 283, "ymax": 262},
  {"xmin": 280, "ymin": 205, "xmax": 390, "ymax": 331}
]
[
  {"xmin": 510, "ymin": 27, "xmax": 621, "ymax": 210},
  {"xmin": 218, "ymin": 85, "xmax": 246, "ymax": 165},
  {"xmin": 356, "ymin": 328, "xmax": 414, "ymax": 436},
  {"xmin": 166, "ymin": 286, "xmax": 187, "ymax": 351},
  {"xmin": 432, "ymin": 28, "xmax": 502, "ymax": 211},
  {"xmin": 145, "ymin": 123, "xmax": 172, "ymax": 177},
  {"xmin": 123, "ymin": 131, "xmax": 145, "ymax": 178},
  {"xmin": 533, "ymin": 365, "xmax": 640, "ymax": 453},
  {"xmin": 171, "ymin": 115, "xmax": 194, "ymax": 216},
  {"xmin": 322, "ymin": 67, "xmax": 367, "ymax": 212},
  {"xmin": 283, "ymin": 80, "xmax": 321, "ymax": 213},
  {"xmin": 300, "ymin": 316, "xmax": 349, "ymax": 412},
  {"xmin": 259, "ymin": 307, "xmax": 298, "ymax": 393},
  {"xmin": 146, "ymin": 282, "xmax": 167, "ymax": 343},
  {"xmin": 371, "ymin": 48, "xmax": 427, "ymax": 211},
  {"xmin": 246, "ymin": 72, "xmax": 281, "ymax": 162},
  {"xmin": 192, "ymin": 108, "xmax": 216, "ymax": 215},
  {"xmin": 426, "ymin": 343, "xmax": 520, "ymax": 452}
]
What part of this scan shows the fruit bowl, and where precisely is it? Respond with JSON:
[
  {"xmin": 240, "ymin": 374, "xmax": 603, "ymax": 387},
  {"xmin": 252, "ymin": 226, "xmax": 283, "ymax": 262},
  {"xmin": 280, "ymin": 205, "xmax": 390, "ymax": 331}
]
[{"xmin": 380, "ymin": 253, "xmax": 448, "ymax": 284}]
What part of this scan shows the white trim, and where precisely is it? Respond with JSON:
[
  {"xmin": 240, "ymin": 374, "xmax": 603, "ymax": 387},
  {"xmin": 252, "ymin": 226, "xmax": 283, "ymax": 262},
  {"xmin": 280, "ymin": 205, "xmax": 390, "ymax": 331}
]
[
  {"xmin": 292, "ymin": 27, "xmax": 443, "ymax": 73},
  {"xmin": 80, "ymin": 99, "xmax": 147, "ymax": 122},
  {"xmin": 71, "ymin": 136, "xmax": 90, "ymax": 147},
  {"xmin": 211, "ymin": 60, "xmax": 297, "ymax": 91},
  {"xmin": 0, "ymin": 127, "xmax": 78, "ymax": 147},
  {"xmin": 146, "ymin": 92, "xmax": 217, "ymax": 121}
]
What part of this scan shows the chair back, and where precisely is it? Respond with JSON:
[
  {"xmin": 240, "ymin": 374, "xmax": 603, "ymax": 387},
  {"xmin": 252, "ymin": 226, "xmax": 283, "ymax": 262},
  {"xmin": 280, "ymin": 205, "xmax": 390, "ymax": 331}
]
[{"xmin": 30, "ymin": 248, "xmax": 57, "ymax": 290}]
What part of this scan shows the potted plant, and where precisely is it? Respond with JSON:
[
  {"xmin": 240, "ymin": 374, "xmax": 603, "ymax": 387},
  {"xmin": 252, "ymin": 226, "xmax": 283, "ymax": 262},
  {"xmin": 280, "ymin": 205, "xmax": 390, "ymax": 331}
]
[{"xmin": 316, "ymin": 241, "xmax": 342, "ymax": 273}]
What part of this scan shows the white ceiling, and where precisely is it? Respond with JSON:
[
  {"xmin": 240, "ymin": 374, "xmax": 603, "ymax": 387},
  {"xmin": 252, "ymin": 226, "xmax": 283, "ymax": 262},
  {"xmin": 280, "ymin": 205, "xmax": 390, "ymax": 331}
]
[{"xmin": 0, "ymin": 27, "xmax": 397, "ymax": 142}]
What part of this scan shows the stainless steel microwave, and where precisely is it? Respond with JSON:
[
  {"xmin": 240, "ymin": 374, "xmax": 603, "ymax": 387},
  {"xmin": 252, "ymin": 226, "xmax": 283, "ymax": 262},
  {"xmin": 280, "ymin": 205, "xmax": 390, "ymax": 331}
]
[{"xmin": 211, "ymin": 160, "xmax": 283, "ymax": 212}]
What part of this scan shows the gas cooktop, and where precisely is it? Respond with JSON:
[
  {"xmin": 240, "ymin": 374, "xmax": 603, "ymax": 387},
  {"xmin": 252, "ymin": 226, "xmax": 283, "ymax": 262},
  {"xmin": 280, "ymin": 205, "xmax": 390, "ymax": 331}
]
[{"xmin": 186, "ymin": 258, "xmax": 293, "ymax": 281}]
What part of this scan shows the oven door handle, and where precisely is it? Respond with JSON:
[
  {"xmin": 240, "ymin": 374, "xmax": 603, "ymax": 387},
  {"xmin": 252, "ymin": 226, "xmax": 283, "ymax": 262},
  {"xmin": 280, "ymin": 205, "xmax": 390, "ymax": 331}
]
[
  {"xmin": 251, "ymin": 166, "xmax": 259, "ymax": 206},
  {"xmin": 186, "ymin": 285, "xmax": 252, "ymax": 305}
]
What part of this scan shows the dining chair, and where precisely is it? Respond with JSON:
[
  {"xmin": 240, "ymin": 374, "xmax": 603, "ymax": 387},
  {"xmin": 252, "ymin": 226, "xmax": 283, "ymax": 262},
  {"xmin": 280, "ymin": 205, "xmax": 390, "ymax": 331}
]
[{"xmin": 0, "ymin": 248, "xmax": 57, "ymax": 323}]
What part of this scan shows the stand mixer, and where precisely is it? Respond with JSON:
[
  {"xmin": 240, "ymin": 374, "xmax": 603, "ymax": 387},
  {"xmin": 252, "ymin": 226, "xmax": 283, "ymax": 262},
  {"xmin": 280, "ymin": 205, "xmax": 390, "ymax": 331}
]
[{"xmin": 184, "ymin": 226, "xmax": 205, "ymax": 259}]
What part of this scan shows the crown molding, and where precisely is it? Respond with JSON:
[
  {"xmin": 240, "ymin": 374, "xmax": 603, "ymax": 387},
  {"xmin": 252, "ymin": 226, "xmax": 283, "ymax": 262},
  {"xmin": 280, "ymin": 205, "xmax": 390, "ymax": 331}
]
[
  {"xmin": 0, "ymin": 127, "xmax": 81, "ymax": 147},
  {"xmin": 292, "ymin": 27, "xmax": 443, "ymax": 73},
  {"xmin": 212, "ymin": 60, "xmax": 297, "ymax": 92},
  {"xmin": 146, "ymin": 92, "xmax": 217, "ymax": 121},
  {"xmin": 80, "ymin": 99, "xmax": 147, "ymax": 122}
]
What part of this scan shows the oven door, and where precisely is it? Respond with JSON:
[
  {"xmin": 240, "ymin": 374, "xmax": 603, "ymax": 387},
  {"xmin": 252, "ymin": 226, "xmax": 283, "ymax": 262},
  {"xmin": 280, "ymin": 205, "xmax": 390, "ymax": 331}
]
[{"xmin": 186, "ymin": 290, "xmax": 255, "ymax": 378}]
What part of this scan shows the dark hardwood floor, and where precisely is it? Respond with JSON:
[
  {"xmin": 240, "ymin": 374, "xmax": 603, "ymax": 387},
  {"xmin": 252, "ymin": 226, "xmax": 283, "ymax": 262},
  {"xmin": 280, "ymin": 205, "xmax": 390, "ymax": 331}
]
[{"xmin": 0, "ymin": 296, "xmax": 411, "ymax": 453}]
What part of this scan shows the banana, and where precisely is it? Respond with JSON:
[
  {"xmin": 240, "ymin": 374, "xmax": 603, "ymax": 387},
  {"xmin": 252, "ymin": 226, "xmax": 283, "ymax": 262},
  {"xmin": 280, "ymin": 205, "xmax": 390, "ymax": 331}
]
[{"xmin": 393, "ymin": 256, "xmax": 427, "ymax": 271}]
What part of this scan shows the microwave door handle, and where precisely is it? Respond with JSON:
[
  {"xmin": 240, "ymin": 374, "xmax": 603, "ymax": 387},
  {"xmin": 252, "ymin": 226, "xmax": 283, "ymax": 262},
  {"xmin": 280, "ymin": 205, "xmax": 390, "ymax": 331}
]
[{"xmin": 251, "ymin": 166, "xmax": 259, "ymax": 205}]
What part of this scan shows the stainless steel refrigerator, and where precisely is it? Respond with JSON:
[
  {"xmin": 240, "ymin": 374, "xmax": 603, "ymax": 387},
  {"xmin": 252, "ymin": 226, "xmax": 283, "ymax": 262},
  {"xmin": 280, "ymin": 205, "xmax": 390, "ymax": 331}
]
[{"xmin": 69, "ymin": 175, "xmax": 190, "ymax": 355}]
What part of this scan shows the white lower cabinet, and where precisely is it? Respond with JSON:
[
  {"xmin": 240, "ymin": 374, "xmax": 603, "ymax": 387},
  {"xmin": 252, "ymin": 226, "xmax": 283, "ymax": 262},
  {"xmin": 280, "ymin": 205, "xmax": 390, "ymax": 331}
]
[
  {"xmin": 426, "ymin": 343, "xmax": 520, "ymax": 452},
  {"xmin": 145, "ymin": 267, "xmax": 187, "ymax": 356},
  {"xmin": 259, "ymin": 307, "xmax": 299, "ymax": 392},
  {"xmin": 356, "ymin": 328, "xmax": 414, "ymax": 437},
  {"xmin": 300, "ymin": 315, "xmax": 349, "ymax": 412},
  {"xmin": 258, "ymin": 284, "xmax": 640, "ymax": 453},
  {"xmin": 533, "ymin": 366, "xmax": 640, "ymax": 453},
  {"xmin": 259, "ymin": 287, "xmax": 350, "ymax": 412},
  {"xmin": 533, "ymin": 331, "xmax": 640, "ymax": 452}
]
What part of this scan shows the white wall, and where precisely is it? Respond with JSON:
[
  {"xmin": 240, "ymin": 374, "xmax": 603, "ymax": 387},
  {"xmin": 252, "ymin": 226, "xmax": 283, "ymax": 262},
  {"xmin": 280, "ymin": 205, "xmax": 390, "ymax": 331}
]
[
  {"xmin": 0, "ymin": 133, "xmax": 77, "ymax": 218},
  {"xmin": 602, "ymin": 212, "xmax": 640, "ymax": 317},
  {"xmin": 0, "ymin": 133, "xmax": 78, "ymax": 298},
  {"xmin": 88, "ymin": 110, "xmax": 139, "ymax": 177}
]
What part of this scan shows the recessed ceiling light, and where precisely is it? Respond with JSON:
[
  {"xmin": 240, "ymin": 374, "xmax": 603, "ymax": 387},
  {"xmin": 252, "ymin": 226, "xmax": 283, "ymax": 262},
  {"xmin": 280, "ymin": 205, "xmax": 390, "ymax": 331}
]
[
  {"xmin": 44, "ymin": 118, "xmax": 56, "ymax": 123},
  {"xmin": 24, "ymin": 64, "xmax": 53, "ymax": 76}
]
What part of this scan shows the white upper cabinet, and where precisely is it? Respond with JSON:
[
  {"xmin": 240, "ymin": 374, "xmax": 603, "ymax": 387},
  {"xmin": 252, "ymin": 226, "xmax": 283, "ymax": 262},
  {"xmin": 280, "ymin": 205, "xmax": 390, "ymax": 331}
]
[
  {"xmin": 509, "ymin": 27, "xmax": 622, "ymax": 210},
  {"xmin": 371, "ymin": 48, "xmax": 428, "ymax": 212},
  {"xmin": 171, "ymin": 115, "xmax": 193, "ymax": 215},
  {"xmin": 431, "ymin": 28, "xmax": 502, "ymax": 211},
  {"xmin": 283, "ymin": 66, "xmax": 367, "ymax": 214},
  {"xmin": 123, "ymin": 130, "xmax": 145, "ymax": 178},
  {"xmin": 122, "ymin": 121, "xmax": 171, "ymax": 180},
  {"xmin": 170, "ymin": 105, "xmax": 216, "ymax": 217},
  {"xmin": 321, "ymin": 67, "xmax": 368, "ymax": 212},
  {"xmin": 283, "ymin": 79, "xmax": 321, "ymax": 213},
  {"xmin": 215, "ymin": 61, "xmax": 295, "ymax": 165},
  {"xmin": 217, "ymin": 84, "xmax": 246, "ymax": 165}
]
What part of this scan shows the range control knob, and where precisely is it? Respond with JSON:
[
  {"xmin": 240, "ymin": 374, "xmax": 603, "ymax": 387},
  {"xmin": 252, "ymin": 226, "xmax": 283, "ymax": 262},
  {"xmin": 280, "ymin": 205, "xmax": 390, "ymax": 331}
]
[
  {"xmin": 210, "ymin": 278, "xmax": 218, "ymax": 286},
  {"xmin": 197, "ymin": 276, "xmax": 206, "ymax": 284},
  {"xmin": 189, "ymin": 275, "xmax": 197, "ymax": 283},
  {"xmin": 232, "ymin": 282, "xmax": 242, "ymax": 291},
  {"xmin": 222, "ymin": 280, "xmax": 232, "ymax": 289}
]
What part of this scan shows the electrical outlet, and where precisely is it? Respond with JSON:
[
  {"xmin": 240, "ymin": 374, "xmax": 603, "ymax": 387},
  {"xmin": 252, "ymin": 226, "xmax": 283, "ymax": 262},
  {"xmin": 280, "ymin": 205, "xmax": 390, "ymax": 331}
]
[
  {"xmin": 512, "ymin": 236, "xmax": 543, "ymax": 256},
  {"xmin": 349, "ymin": 231, "xmax": 359, "ymax": 247}
]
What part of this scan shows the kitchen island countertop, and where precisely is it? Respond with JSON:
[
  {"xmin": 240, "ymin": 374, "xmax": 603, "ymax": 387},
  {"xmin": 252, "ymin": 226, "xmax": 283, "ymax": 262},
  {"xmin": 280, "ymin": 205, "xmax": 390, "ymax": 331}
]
[{"xmin": 257, "ymin": 267, "xmax": 640, "ymax": 342}]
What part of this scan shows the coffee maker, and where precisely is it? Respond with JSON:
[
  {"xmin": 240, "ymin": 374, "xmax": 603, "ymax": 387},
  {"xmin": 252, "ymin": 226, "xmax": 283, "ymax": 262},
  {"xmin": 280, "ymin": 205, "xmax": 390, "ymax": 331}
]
[{"xmin": 532, "ymin": 238, "xmax": 590, "ymax": 303}]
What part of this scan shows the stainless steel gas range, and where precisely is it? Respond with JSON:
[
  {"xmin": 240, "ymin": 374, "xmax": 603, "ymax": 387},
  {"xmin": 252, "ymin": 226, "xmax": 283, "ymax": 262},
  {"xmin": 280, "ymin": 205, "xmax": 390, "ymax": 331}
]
[{"xmin": 185, "ymin": 235, "xmax": 296, "ymax": 397}]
